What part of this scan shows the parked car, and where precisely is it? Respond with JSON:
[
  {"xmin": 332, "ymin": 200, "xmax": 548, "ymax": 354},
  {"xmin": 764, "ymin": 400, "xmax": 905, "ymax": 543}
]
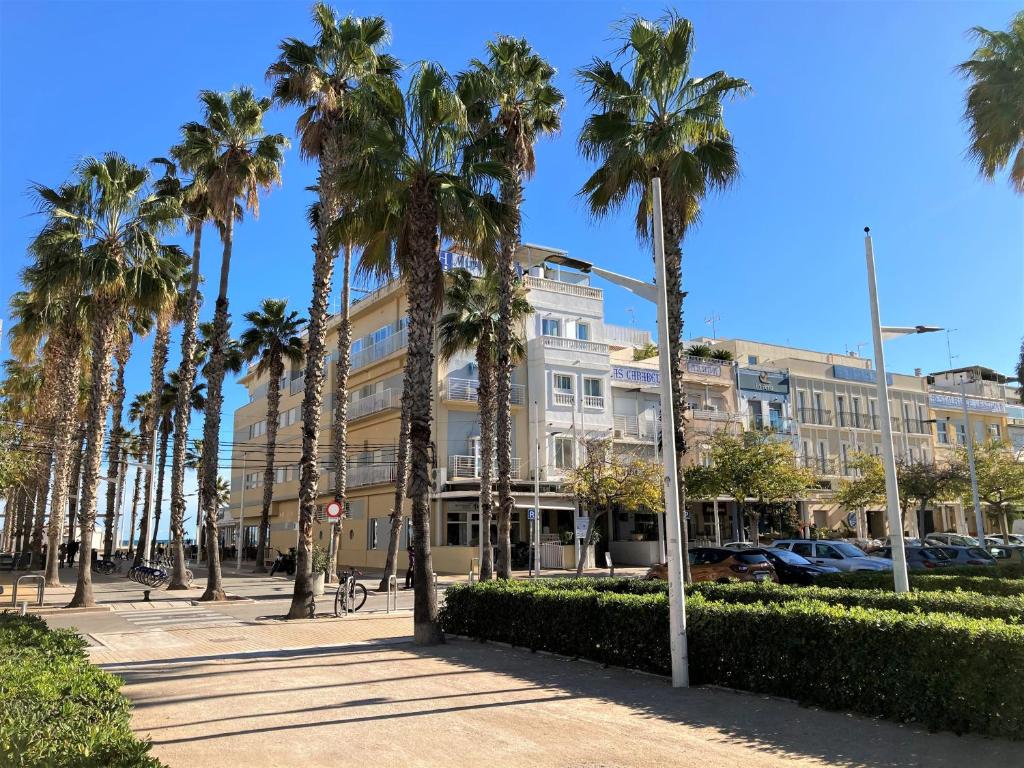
[
  {"xmin": 645, "ymin": 548, "xmax": 777, "ymax": 584},
  {"xmin": 985, "ymin": 534, "xmax": 1024, "ymax": 547},
  {"xmin": 987, "ymin": 545, "xmax": 1024, "ymax": 565},
  {"xmin": 926, "ymin": 532, "xmax": 981, "ymax": 547},
  {"xmin": 772, "ymin": 540, "xmax": 893, "ymax": 572},
  {"xmin": 931, "ymin": 545, "xmax": 996, "ymax": 567},
  {"xmin": 748, "ymin": 547, "xmax": 840, "ymax": 585},
  {"xmin": 868, "ymin": 546, "xmax": 953, "ymax": 570},
  {"xmin": 722, "ymin": 541, "xmax": 757, "ymax": 551}
]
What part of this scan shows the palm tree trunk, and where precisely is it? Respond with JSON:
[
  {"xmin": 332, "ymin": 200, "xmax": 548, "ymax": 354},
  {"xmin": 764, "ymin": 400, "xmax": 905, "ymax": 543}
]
[
  {"xmin": 168, "ymin": 224, "xmax": 203, "ymax": 589},
  {"xmin": 477, "ymin": 350, "xmax": 496, "ymax": 581},
  {"xmin": 149, "ymin": 422, "xmax": 171, "ymax": 556},
  {"xmin": 14, "ymin": 487, "xmax": 31, "ymax": 554},
  {"xmin": 288, "ymin": 140, "xmax": 341, "ymax": 619},
  {"xmin": 495, "ymin": 171, "xmax": 524, "ymax": 580},
  {"xmin": 662, "ymin": 208, "xmax": 692, "ymax": 583},
  {"xmin": 103, "ymin": 341, "xmax": 130, "ymax": 558},
  {"xmin": 126, "ymin": 465, "xmax": 142, "ymax": 559},
  {"xmin": 134, "ymin": 316, "xmax": 171, "ymax": 568},
  {"xmin": 380, "ymin": 396, "xmax": 410, "ymax": 591},
  {"xmin": 405, "ymin": 186, "xmax": 443, "ymax": 644},
  {"xmin": 328, "ymin": 242, "xmax": 353, "ymax": 583},
  {"xmin": 69, "ymin": 299, "xmax": 118, "ymax": 608},
  {"xmin": 30, "ymin": 450, "xmax": 52, "ymax": 569},
  {"xmin": 67, "ymin": 429, "xmax": 85, "ymax": 549},
  {"xmin": 199, "ymin": 216, "xmax": 235, "ymax": 602},
  {"xmin": 255, "ymin": 353, "xmax": 284, "ymax": 574}
]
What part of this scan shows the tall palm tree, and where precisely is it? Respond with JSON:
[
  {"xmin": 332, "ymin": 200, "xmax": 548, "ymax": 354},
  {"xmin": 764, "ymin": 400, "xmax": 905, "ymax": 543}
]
[
  {"xmin": 267, "ymin": 5, "xmax": 397, "ymax": 618},
  {"xmin": 0, "ymin": 359, "xmax": 43, "ymax": 558},
  {"xmin": 122, "ymin": 431, "xmax": 144, "ymax": 559},
  {"xmin": 457, "ymin": 36, "xmax": 564, "ymax": 579},
  {"xmin": 345, "ymin": 62, "xmax": 505, "ymax": 642},
  {"xmin": 437, "ymin": 268, "xmax": 529, "ymax": 580},
  {"xmin": 578, "ymin": 13, "xmax": 749, "ymax": 579},
  {"xmin": 184, "ymin": 438, "xmax": 205, "ymax": 557},
  {"xmin": 958, "ymin": 12, "xmax": 1024, "ymax": 193},
  {"xmin": 30, "ymin": 154, "xmax": 184, "ymax": 607},
  {"xmin": 174, "ymin": 89, "xmax": 287, "ymax": 601},
  {"xmin": 127, "ymin": 392, "xmax": 153, "ymax": 557},
  {"xmin": 239, "ymin": 299, "xmax": 306, "ymax": 573}
]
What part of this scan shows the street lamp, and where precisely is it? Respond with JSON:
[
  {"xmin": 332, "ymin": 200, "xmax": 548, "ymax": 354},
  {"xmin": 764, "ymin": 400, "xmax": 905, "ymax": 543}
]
[
  {"xmin": 957, "ymin": 370, "xmax": 986, "ymax": 545},
  {"xmin": 864, "ymin": 227, "xmax": 942, "ymax": 593}
]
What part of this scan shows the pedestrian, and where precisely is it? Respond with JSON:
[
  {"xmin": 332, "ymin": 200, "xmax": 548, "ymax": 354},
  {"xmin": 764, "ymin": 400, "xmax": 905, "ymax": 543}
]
[
  {"xmin": 67, "ymin": 540, "xmax": 79, "ymax": 566},
  {"xmin": 405, "ymin": 544, "xmax": 415, "ymax": 589},
  {"xmin": 58, "ymin": 542, "xmax": 67, "ymax": 567}
]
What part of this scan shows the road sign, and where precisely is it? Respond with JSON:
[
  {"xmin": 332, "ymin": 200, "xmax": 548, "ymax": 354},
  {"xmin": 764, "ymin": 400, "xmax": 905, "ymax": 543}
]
[
  {"xmin": 326, "ymin": 500, "xmax": 343, "ymax": 521},
  {"xmin": 575, "ymin": 517, "xmax": 590, "ymax": 539},
  {"xmin": 527, "ymin": 508, "xmax": 535, "ymax": 521}
]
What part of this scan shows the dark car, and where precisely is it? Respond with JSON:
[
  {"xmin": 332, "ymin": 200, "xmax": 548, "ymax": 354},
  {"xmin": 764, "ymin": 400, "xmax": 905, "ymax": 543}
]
[
  {"xmin": 932, "ymin": 545, "xmax": 996, "ymax": 567},
  {"xmin": 869, "ymin": 546, "xmax": 953, "ymax": 570},
  {"xmin": 748, "ymin": 547, "xmax": 840, "ymax": 585},
  {"xmin": 646, "ymin": 548, "xmax": 776, "ymax": 583}
]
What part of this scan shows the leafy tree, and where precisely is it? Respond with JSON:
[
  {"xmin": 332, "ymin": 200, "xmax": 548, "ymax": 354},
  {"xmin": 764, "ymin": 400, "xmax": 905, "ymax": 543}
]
[
  {"xmin": 437, "ymin": 268, "xmax": 530, "ymax": 581},
  {"xmin": 239, "ymin": 299, "xmax": 306, "ymax": 573},
  {"xmin": 709, "ymin": 348, "xmax": 734, "ymax": 361},
  {"xmin": 578, "ymin": 12, "xmax": 749, "ymax": 564},
  {"xmin": 684, "ymin": 343, "xmax": 712, "ymax": 358},
  {"xmin": 957, "ymin": 12, "xmax": 1024, "ymax": 193},
  {"xmin": 632, "ymin": 342, "xmax": 658, "ymax": 361},
  {"xmin": 458, "ymin": 36, "xmax": 564, "ymax": 580},
  {"xmin": 567, "ymin": 439, "xmax": 663, "ymax": 576},
  {"xmin": 952, "ymin": 440, "xmax": 1024, "ymax": 543}
]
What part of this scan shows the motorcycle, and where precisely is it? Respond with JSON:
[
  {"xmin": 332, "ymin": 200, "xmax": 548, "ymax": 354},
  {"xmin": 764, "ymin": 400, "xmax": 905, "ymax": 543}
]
[{"xmin": 269, "ymin": 547, "xmax": 296, "ymax": 577}]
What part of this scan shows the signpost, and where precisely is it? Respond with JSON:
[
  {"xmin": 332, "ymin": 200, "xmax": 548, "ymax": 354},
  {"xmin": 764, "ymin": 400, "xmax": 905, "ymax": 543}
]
[{"xmin": 325, "ymin": 500, "xmax": 343, "ymax": 583}]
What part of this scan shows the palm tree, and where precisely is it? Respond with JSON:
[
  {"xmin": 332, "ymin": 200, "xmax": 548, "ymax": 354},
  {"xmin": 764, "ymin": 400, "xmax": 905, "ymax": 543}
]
[
  {"xmin": 684, "ymin": 343, "xmax": 712, "ymax": 358},
  {"xmin": 184, "ymin": 439, "xmax": 206, "ymax": 557},
  {"xmin": 437, "ymin": 268, "xmax": 529, "ymax": 580},
  {"xmin": 957, "ymin": 12, "xmax": 1024, "ymax": 193},
  {"xmin": 0, "ymin": 359, "xmax": 43, "ymax": 559},
  {"xmin": 122, "ymin": 431, "xmax": 144, "ymax": 559},
  {"xmin": 345, "ymin": 62, "xmax": 505, "ymax": 642},
  {"xmin": 239, "ymin": 299, "xmax": 306, "ymax": 573},
  {"xmin": 578, "ymin": 13, "xmax": 749, "ymax": 578},
  {"xmin": 127, "ymin": 392, "xmax": 153, "ymax": 557},
  {"xmin": 709, "ymin": 348, "xmax": 734, "ymax": 362},
  {"xmin": 457, "ymin": 36, "xmax": 564, "ymax": 579},
  {"xmin": 267, "ymin": 5, "xmax": 397, "ymax": 617},
  {"xmin": 31, "ymin": 154, "xmax": 185, "ymax": 607},
  {"xmin": 174, "ymin": 89, "xmax": 287, "ymax": 601}
]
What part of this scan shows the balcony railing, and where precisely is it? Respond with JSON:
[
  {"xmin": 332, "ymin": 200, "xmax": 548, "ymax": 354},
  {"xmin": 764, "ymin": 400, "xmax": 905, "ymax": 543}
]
[
  {"xmin": 347, "ymin": 462, "xmax": 397, "ymax": 488},
  {"xmin": 749, "ymin": 416, "xmax": 795, "ymax": 433},
  {"xmin": 903, "ymin": 418, "xmax": 929, "ymax": 434},
  {"xmin": 541, "ymin": 335, "xmax": 609, "ymax": 355},
  {"xmin": 348, "ymin": 388, "xmax": 401, "ymax": 421},
  {"xmin": 583, "ymin": 394, "xmax": 605, "ymax": 410},
  {"xmin": 690, "ymin": 408, "xmax": 734, "ymax": 422},
  {"xmin": 836, "ymin": 411, "xmax": 879, "ymax": 429},
  {"xmin": 613, "ymin": 414, "xmax": 659, "ymax": 441},
  {"xmin": 524, "ymin": 275, "xmax": 602, "ymax": 300},
  {"xmin": 351, "ymin": 327, "xmax": 408, "ymax": 371},
  {"xmin": 799, "ymin": 455, "xmax": 840, "ymax": 475},
  {"xmin": 445, "ymin": 377, "xmax": 525, "ymax": 405},
  {"xmin": 553, "ymin": 391, "xmax": 575, "ymax": 407},
  {"xmin": 447, "ymin": 455, "xmax": 522, "ymax": 480},
  {"xmin": 797, "ymin": 408, "xmax": 833, "ymax": 426}
]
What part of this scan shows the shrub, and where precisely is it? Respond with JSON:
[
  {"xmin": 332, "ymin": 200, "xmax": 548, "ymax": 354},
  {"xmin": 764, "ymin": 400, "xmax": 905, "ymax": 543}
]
[
  {"xmin": 814, "ymin": 571, "xmax": 1024, "ymax": 597},
  {"xmin": 0, "ymin": 613, "xmax": 162, "ymax": 768},
  {"xmin": 441, "ymin": 582, "xmax": 1024, "ymax": 738}
]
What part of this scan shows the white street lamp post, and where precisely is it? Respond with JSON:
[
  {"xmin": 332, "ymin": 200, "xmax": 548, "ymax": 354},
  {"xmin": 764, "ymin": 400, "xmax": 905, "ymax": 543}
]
[
  {"xmin": 958, "ymin": 373, "xmax": 985, "ymax": 542},
  {"xmin": 142, "ymin": 424, "xmax": 158, "ymax": 564},
  {"xmin": 863, "ymin": 227, "xmax": 941, "ymax": 593}
]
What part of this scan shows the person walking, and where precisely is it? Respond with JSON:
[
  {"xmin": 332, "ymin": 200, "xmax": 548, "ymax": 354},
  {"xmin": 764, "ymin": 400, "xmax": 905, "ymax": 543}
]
[
  {"xmin": 66, "ymin": 540, "xmax": 79, "ymax": 567},
  {"xmin": 57, "ymin": 542, "xmax": 67, "ymax": 568},
  {"xmin": 404, "ymin": 544, "xmax": 415, "ymax": 590}
]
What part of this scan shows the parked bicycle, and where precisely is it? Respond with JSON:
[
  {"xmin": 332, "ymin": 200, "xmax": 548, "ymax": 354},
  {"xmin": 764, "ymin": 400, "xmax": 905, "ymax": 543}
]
[
  {"xmin": 92, "ymin": 558, "xmax": 118, "ymax": 575},
  {"xmin": 333, "ymin": 567, "xmax": 368, "ymax": 616}
]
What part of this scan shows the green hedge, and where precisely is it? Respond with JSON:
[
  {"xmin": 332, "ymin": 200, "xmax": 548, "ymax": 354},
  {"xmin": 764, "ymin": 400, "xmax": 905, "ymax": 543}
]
[
  {"xmin": 814, "ymin": 571, "xmax": 1024, "ymax": 596},
  {"xmin": 441, "ymin": 581, "xmax": 1024, "ymax": 738},
  {"xmin": 0, "ymin": 613, "xmax": 162, "ymax": 768},
  {"xmin": 689, "ymin": 581, "xmax": 1024, "ymax": 623}
]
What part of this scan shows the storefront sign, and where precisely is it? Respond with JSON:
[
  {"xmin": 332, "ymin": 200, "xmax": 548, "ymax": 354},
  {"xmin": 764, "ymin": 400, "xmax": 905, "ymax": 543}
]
[
  {"xmin": 928, "ymin": 392, "xmax": 1007, "ymax": 414},
  {"xmin": 686, "ymin": 360, "xmax": 722, "ymax": 377},
  {"xmin": 737, "ymin": 368, "xmax": 789, "ymax": 394},
  {"xmin": 611, "ymin": 366, "xmax": 661, "ymax": 386},
  {"xmin": 439, "ymin": 250, "xmax": 484, "ymax": 276},
  {"xmin": 832, "ymin": 364, "xmax": 892, "ymax": 385}
]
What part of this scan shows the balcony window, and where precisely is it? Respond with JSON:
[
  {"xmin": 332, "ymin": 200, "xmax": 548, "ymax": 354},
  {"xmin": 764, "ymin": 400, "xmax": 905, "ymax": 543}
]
[
  {"xmin": 583, "ymin": 377, "xmax": 604, "ymax": 409},
  {"xmin": 542, "ymin": 318, "xmax": 561, "ymax": 337},
  {"xmin": 554, "ymin": 436, "xmax": 574, "ymax": 470},
  {"xmin": 576, "ymin": 322, "xmax": 590, "ymax": 341}
]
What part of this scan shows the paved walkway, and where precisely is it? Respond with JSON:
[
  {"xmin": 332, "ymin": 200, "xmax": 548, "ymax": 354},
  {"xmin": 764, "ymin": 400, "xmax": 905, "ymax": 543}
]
[{"xmin": 105, "ymin": 639, "xmax": 1016, "ymax": 768}]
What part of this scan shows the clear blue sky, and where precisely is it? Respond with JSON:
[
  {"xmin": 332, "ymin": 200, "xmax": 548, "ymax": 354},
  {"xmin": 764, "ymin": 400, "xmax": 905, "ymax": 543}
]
[{"xmin": 2, "ymin": 2, "xmax": 1021, "ymax": 538}]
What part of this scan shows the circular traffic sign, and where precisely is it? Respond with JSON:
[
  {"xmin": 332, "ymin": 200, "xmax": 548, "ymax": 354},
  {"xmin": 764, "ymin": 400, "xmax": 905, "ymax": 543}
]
[{"xmin": 326, "ymin": 500, "xmax": 343, "ymax": 520}]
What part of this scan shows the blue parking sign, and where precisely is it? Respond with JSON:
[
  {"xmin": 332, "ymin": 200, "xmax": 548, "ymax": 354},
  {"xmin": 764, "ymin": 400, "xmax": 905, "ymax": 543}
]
[{"xmin": 527, "ymin": 509, "xmax": 535, "ymax": 520}]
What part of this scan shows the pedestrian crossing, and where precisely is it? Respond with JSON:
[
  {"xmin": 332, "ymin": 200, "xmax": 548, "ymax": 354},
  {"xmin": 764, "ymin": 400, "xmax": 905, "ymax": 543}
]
[{"xmin": 112, "ymin": 602, "xmax": 243, "ymax": 631}]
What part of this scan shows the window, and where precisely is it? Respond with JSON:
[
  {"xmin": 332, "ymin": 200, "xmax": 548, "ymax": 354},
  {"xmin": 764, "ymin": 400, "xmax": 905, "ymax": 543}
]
[
  {"xmin": 542, "ymin": 318, "xmax": 561, "ymax": 337},
  {"xmin": 841, "ymin": 444, "xmax": 850, "ymax": 474},
  {"xmin": 792, "ymin": 542, "xmax": 813, "ymax": 557},
  {"xmin": 852, "ymin": 396, "xmax": 862, "ymax": 427},
  {"xmin": 936, "ymin": 422, "xmax": 949, "ymax": 444},
  {"xmin": 814, "ymin": 392, "xmax": 825, "ymax": 422},
  {"xmin": 990, "ymin": 423, "xmax": 1002, "ymax": 439},
  {"xmin": 248, "ymin": 420, "xmax": 266, "ymax": 439},
  {"xmin": 747, "ymin": 355, "xmax": 758, "ymax": 365},
  {"xmin": 817, "ymin": 441, "xmax": 828, "ymax": 473},
  {"xmin": 554, "ymin": 436, "xmax": 574, "ymax": 470},
  {"xmin": 815, "ymin": 543, "xmax": 841, "ymax": 560},
  {"xmin": 446, "ymin": 510, "xmax": 480, "ymax": 547},
  {"xmin": 584, "ymin": 378, "xmax": 602, "ymax": 397},
  {"xmin": 837, "ymin": 395, "xmax": 846, "ymax": 426},
  {"xmin": 244, "ymin": 472, "xmax": 262, "ymax": 490},
  {"xmin": 576, "ymin": 322, "xmax": 590, "ymax": 341},
  {"xmin": 367, "ymin": 518, "xmax": 380, "ymax": 550},
  {"xmin": 554, "ymin": 374, "xmax": 573, "ymax": 393},
  {"xmin": 868, "ymin": 399, "xmax": 878, "ymax": 427}
]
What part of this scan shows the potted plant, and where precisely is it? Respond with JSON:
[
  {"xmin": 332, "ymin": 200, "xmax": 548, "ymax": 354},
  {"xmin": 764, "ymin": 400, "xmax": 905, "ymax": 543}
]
[{"xmin": 310, "ymin": 545, "xmax": 329, "ymax": 596}]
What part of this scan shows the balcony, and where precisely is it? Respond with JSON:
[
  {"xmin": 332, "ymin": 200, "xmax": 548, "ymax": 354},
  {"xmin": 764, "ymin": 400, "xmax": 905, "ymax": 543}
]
[
  {"xmin": 749, "ymin": 416, "xmax": 795, "ymax": 433},
  {"xmin": 541, "ymin": 335, "xmax": 608, "ymax": 355},
  {"xmin": 583, "ymin": 394, "xmax": 605, "ymax": 410},
  {"xmin": 351, "ymin": 327, "xmax": 408, "ymax": 371},
  {"xmin": 553, "ymin": 391, "xmax": 575, "ymax": 407},
  {"xmin": 689, "ymin": 408, "xmax": 734, "ymax": 422},
  {"xmin": 347, "ymin": 462, "xmax": 397, "ymax": 488},
  {"xmin": 799, "ymin": 455, "xmax": 840, "ymax": 475},
  {"xmin": 524, "ymin": 275, "xmax": 602, "ymax": 300},
  {"xmin": 835, "ymin": 411, "xmax": 879, "ymax": 429},
  {"xmin": 444, "ymin": 377, "xmax": 525, "ymax": 405},
  {"xmin": 797, "ymin": 408, "xmax": 833, "ymax": 426},
  {"xmin": 447, "ymin": 455, "xmax": 522, "ymax": 480},
  {"xmin": 613, "ymin": 414, "xmax": 659, "ymax": 441},
  {"xmin": 348, "ymin": 388, "xmax": 401, "ymax": 421}
]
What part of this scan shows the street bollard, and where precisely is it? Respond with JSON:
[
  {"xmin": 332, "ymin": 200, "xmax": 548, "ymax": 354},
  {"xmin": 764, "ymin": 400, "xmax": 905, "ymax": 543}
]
[{"xmin": 386, "ymin": 574, "xmax": 398, "ymax": 613}]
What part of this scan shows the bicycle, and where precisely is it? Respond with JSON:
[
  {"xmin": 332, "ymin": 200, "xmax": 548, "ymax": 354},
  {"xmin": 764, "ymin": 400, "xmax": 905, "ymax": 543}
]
[{"xmin": 333, "ymin": 567, "xmax": 368, "ymax": 616}]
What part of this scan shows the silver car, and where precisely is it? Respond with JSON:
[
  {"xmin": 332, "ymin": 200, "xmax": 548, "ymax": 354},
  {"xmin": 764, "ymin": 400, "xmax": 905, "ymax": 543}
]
[{"xmin": 772, "ymin": 540, "xmax": 893, "ymax": 572}]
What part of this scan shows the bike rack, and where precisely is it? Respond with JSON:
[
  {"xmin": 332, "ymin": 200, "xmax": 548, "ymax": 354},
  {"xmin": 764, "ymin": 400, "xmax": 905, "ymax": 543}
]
[
  {"xmin": 12, "ymin": 574, "xmax": 44, "ymax": 607},
  {"xmin": 386, "ymin": 574, "xmax": 398, "ymax": 613}
]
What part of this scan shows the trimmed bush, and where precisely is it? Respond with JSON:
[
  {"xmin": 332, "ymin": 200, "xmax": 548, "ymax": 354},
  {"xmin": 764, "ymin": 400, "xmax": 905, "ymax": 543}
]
[
  {"xmin": 689, "ymin": 581, "xmax": 1024, "ymax": 623},
  {"xmin": 441, "ymin": 581, "xmax": 1024, "ymax": 738},
  {"xmin": 814, "ymin": 570, "xmax": 1024, "ymax": 597},
  {"xmin": 0, "ymin": 613, "xmax": 162, "ymax": 768}
]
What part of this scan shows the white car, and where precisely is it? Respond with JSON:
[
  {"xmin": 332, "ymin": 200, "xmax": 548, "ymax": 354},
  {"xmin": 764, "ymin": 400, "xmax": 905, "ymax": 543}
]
[
  {"xmin": 772, "ymin": 540, "xmax": 893, "ymax": 572},
  {"xmin": 926, "ymin": 532, "xmax": 980, "ymax": 547},
  {"xmin": 985, "ymin": 534, "xmax": 1024, "ymax": 547}
]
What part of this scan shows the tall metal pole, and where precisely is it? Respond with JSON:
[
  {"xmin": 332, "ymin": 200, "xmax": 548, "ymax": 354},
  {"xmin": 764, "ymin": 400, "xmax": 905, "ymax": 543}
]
[
  {"xmin": 959, "ymin": 375, "xmax": 985, "ymax": 542},
  {"xmin": 652, "ymin": 178, "xmax": 689, "ymax": 687},
  {"xmin": 864, "ymin": 229, "xmax": 910, "ymax": 593},
  {"xmin": 237, "ymin": 452, "xmax": 247, "ymax": 572},
  {"xmin": 143, "ymin": 425, "xmax": 158, "ymax": 563},
  {"xmin": 533, "ymin": 401, "xmax": 541, "ymax": 580}
]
